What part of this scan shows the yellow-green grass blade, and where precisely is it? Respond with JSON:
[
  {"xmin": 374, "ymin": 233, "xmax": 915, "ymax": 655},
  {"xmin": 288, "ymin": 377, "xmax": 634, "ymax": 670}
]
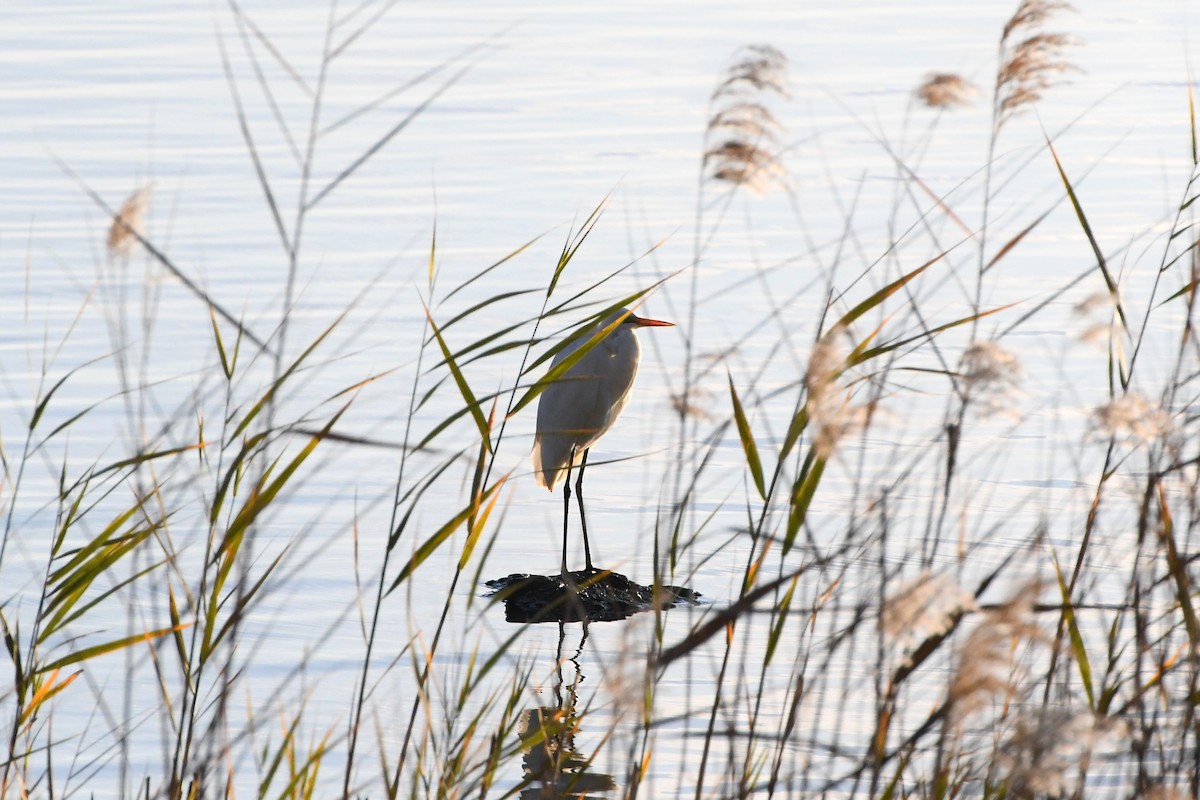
[
  {"xmin": 521, "ymin": 291, "xmax": 657, "ymax": 376},
  {"xmin": 48, "ymin": 504, "xmax": 143, "ymax": 584},
  {"xmin": 763, "ymin": 575, "xmax": 799, "ymax": 666},
  {"xmin": 228, "ymin": 312, "xmax": 346, "ymax": 439},
  {"xmin": 38, "ymin": 624, "xmax": 188, "ymax": 673},
  {"xmin": 390, "ymin": 479, "xmax": 504, "ymax": 591},
  {"xmin": 850, "ymin": 303, "xmax": 1017, "ymax": 367},
  {"xmin": 40, "ymin": 556, "xmax": 167, "ymax": 643},
  {"xmin": 728, "ymin": 377, "xmax": 766, "ymax": 500},
  {"xmin": 443, "ymin": 233, "xmax": 546, "ymax": 303},
  {"xmin": 784, "ymin": 448, "xmax": 825, "ymax": 554},
  {"xmin": 425, "ymin": 305, "xmax": 493, "ymax": 453},
  {"xmin": 1046, "ymin": 136, "xmax": 1131, "ymax": 342},
  {"xmin": 778, "ymin": 407, "xmax": 809, "ymax": 465},
  {"xmin": 831, "ymin": 252, "xmax": 946, "ymax": 332},
  {"xmin": 30, "ymin": 354, "xmax": 108, "ymax": 431},
  {"xmin": 1052, "ymin": 552, "xmax": 1095, "ymax": 710},
  {"xmin": 220, "ymin": 405, "xmax": 347, "ymax": 556},
  {"xmin": 548, "ymin": 192, "xmax": 612, "ymax": 298},
  {"xmin": 1190, "ymin": 82, "xmax": 1197, "ymax": 167},
  {"xmin": 1157, "ymin": 479, "xmax": 1200, "ymax": 649},
  {"xmin": 984, "ymin": 210, "xmax": 1051, "ymax": 273},
  {"xmin": 205, "ymin": 550, "xmax": 287, "ymax": 661},
  {"xmin": 209, "ymin": 305, "xmax": 233, "ymax": 380}
]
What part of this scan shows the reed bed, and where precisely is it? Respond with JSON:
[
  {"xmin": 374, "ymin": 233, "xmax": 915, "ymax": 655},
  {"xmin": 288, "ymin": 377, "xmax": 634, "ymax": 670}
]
[{"xmin": 1, "ymin": 1, "xmax": 1197, "ymax": 798}]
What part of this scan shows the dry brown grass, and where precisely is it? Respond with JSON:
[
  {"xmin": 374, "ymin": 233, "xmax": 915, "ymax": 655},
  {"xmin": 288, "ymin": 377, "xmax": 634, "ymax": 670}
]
[
  {"xmin": 882, "ymin": 571, "xmax": 978, "ymax": 659},
  {"xmin": 995, "ymin": 1, "xmax": 1079, "ymax": 129},
  {"xmin": 915, "ymin": 73, "xmax": 979, "ymax": 109},
  {"xmin": 704, "ymin": 44, "xmax": 789, "ymax": 194},
  {"xmin": 106, "ymin": 183, "xmax": 153, "ymax": 256},
  {"xmin": 947, "ymin": 582, "xmax": 1045, "ymax": 727}
]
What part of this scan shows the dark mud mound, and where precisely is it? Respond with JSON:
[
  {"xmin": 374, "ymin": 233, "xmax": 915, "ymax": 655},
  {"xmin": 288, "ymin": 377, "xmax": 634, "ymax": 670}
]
[{"xmin": 484, "ymin": 569, "xmax": 701, "ymax": 623}]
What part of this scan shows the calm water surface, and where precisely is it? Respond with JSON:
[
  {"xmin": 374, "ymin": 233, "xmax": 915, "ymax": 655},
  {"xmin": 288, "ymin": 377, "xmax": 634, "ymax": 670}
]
[{"xmin": 0, "ymin": 0, "xmax": 1193, "ymax": 796}]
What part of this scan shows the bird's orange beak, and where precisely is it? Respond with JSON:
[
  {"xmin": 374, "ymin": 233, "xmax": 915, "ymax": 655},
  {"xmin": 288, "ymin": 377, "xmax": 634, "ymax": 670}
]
[{"xmin": 630, "ymin": 313, "xmax": 674, "ymax": 328}]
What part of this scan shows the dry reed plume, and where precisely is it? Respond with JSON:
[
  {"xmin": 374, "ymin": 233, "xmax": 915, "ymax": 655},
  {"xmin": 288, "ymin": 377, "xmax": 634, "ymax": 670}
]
[
  {"xmin": 1072, "ymin": 290, "xmax": 1122, "ymax": 348},
  {"xmin": 703, "ymin": 44, "xmax": 789, "ymax": 194},
  {"xmin": 947, "ymin": 581, "xmax": 1044, "ymax": 727},
  {"xmin": 670, "ymin": 386, "xmax": 715, "ymax": 421},
  {"xmin": 882, "ymin": 570, "xmax": 977, "ymax": 659},
  {"xmin": 995, "ymin": 0, "xmax": 1078, "ymax": 130},
  {"xmin": 805, "ymin": 325, "xmax": 871, "ymax": 458},
  {"xmin": 996, "ymin": 708, "xmax": 1122, "ymax": 797},
  {"xmin": 959, "ymin": 340, "xmax": 1023, "ymax": 415},
  {"xmin": 915, "ymin": 73, "xmax": 979, "ymax": 109},
  {"xmin": 1142, "ymin": 787, "xmax": 1189, "ymax": 800},
  {"xmin": 105, "ymin": 183, "xmax": 153, "ymax": 256},
  {"xmin": 1092, "ymin": 391, "xmax": 1174, "ymax": 446}
]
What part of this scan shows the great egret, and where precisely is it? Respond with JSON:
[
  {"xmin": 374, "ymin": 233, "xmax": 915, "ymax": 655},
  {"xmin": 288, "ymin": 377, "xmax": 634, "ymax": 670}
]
[{"xmin": 531, "ymin": 307, "xmax": 673, "ymax": 574}]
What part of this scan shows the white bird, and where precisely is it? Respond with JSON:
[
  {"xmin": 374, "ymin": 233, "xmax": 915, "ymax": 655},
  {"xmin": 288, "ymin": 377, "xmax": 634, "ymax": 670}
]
[{"xmin": 531, "ymin": 307, "xmax": 673, "ymax": 574}]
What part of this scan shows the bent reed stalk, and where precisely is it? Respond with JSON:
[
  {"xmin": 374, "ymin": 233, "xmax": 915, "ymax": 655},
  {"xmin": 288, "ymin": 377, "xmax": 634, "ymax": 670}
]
[{"xmin": 1, "ymin": 2, "xmax": 1197, "ymax": 798}]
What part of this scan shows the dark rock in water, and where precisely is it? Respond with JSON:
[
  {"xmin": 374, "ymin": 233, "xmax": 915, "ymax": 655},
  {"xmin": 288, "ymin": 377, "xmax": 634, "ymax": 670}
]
[{"xmin": 484, "ymin": 569, "xmax": 701, "ymax": 623}]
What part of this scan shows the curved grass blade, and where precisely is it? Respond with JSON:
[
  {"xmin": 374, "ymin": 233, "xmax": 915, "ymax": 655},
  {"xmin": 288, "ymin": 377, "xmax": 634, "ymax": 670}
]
[
  {"xmin": 221, "ymin": 405, "xmax": 348, "ymax": 556},
  {"xmin": 728, "ymin": 376, "xmax": 766, "ymax": 500},
  {"xmin": 442, "ymin": 234, "xmax": 546, "ymax": 303},
  {"xmin": 40, "ymin": 556, "xmax": 168, "ymax": 643},
  {"xmin": 389, "ymin": 479, "xmax": 504, "ymax": 591},
  {"xmin": 778, "ymin": 406, "xmax": 809, "ymax": 465},
  {"xmin": 459, "ymin": 475, "xmax": 507, "ymax": 569},
  {"xmin": 306, "ymin": 66, "xmax": 470, "ymax": 211},
  {"xmin": 210, "ymin": 305, "xmax": 234, "ymax": 379},
  {"xmin": 38, "ymin": 624, "xmax": 187, "ymax": 673},
  {"xmin": 17, "ymin": 668, "xmax": 80, "ymax": 727},
  {"xmin": 424, "ymin": 305, "xmax": 492, "ymax": 453},
  {"xmin": 54, "ymin": 156, "xmax": 269, "ymax": 351},
  {"xmin": 30, "ymin": 354, "xmax": 108, "ymax": 431},
  {"xmin": 548, "ymin": 192, "xmax": 612, "ymax": 298},
  {"xmin": 1052, "ymin": 552, "xmax": 1095, "ymax": 710},
  {"xmin": 1190, "ymin": 82, "xmax": 1197, "ymax": 167},
  {"xmin": 229, "ymin": 312, "xmax": 346, "ymax": 439},
  {"xmin": 657, "ymin": 570, "xmax": 801, "ymax": 667},
  {"xmin": 832, "ymin": 253, "xmax": 944, "ymax": 332},
  {"xmin": 1046, "ymin": 136, "xmax": 1130, "ymax": 342},
  {"xmin": 434, "ymin": 292, "xmax": 542, "ymax": 338},
  {"xmin": 1157, "ymin": 479, "xmax": 1200, "ymax": 648},
  {"xmin": 763, "ymin": 575, "xmax": 799, "ymax": 666},
  {"xmin": 984, "ymin": 210, "xmax": 1051, "ymax": 273},
  {"xmin": 428, "ymin": 320, "xmax": 529, "ymax": 371},
  {"xmin": 785, "ymin": 448, "xmax": 824, "ymax": 554},
  {"xmin": 850, "ymin": 303, "xmax": 1017, "ymax": 366}
]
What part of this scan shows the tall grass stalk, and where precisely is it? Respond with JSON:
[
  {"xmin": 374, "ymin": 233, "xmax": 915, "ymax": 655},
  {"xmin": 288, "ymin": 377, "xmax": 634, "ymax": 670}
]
[{"xmin": 3, "ymin": 2, "xmax": 1199, "ymax": 798}]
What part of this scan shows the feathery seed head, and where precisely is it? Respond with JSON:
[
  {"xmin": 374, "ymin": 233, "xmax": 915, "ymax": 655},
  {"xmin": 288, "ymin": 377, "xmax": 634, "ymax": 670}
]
[
  {"xmin": 997, "ymin": 708, "xmax": 1124, "ymax": 797},
  {"xmin": 915, "ymin": 73, "xmax": 979, "ymax": 109},
  {"xmin": 806, "ymin": 326, "xmax": 871, "ymax": 458},
  {"xmin": 959, "ymin": 341, "xmax": 1023, "ymax": 416},
  {"xmin": 882, "ymin": 570, "xmax": 978, "ymax": 661},
  {"xmin": 948, "ymin": 581, "xmax": 1045, "ymax": 727},
  {"xmin": 1091, "ymin": 392, "xmax": 1173, "ymax": 446},
  {"xmin": 705, "ymin": 44, "xmax": 789, "ymax": 195},
  {"xmin": 995, "ymin": 1, "xmax": 1079, "ymax": 130},
  {"xmin": 106, "ymin": 183, "xmax": 153, "ymax": 256}
]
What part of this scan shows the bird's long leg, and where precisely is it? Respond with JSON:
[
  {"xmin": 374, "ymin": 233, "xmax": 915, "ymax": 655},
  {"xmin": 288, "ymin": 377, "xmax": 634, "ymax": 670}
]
[
  {"xmin": 561, "ymin": 445, "xmax": 576, "ymax": 576},
  {"xmin": 575, "ymin": 448, "xmax": 592, "ymax": 572}
]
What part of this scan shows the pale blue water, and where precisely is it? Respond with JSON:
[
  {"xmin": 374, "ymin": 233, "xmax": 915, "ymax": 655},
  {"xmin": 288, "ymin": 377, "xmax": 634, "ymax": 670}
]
[{"xmin": 0, "ymin": 0, "xmax": 1193, "ymax": 796}]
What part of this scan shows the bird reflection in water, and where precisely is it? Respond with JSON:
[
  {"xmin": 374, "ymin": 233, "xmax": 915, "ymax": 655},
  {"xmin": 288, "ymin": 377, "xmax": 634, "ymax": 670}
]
[{"xmin": 516, "ymin": 622, "xmax": 616, "ymax": 798}]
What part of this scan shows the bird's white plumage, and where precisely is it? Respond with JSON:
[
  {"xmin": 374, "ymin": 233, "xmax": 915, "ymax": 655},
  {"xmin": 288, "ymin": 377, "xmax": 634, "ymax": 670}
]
[{"xmin": 531, "ymin": 309, "xmax": 659, "ymax": 491}]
